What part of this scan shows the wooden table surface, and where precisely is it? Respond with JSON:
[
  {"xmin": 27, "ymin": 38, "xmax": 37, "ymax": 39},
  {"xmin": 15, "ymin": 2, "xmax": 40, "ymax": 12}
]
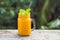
[{"xmin": 0, "ymin": 30, "xmax": 60, "ymax": 40}]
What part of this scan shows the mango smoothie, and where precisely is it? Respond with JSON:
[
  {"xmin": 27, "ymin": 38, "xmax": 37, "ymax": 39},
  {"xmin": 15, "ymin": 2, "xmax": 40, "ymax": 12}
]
[{"xmin": 18, "ymin": 8, "xmax": 31, "ymax": 36}]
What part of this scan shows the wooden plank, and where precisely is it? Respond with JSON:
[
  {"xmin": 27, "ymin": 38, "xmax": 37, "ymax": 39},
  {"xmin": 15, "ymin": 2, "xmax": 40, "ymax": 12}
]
[{"xmin": 0, "ymin": 30, "xmax": 60, "ymax": 40}]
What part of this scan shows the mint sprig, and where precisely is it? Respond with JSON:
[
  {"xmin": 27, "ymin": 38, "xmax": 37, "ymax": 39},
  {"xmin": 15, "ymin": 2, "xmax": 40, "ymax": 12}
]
[{"xmin": 19, "ymin": 8, "xmax": 31, "ymax": 18}]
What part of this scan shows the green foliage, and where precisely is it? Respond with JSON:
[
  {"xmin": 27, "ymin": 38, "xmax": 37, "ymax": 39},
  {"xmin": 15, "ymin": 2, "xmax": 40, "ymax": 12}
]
[
  {"xmin": 40, "ymin": 18, "xmax": 60, "ymax": 29},
  {"xmin": 0, "ymin": 0, "xmax": 60, "ymax": 29},
  {"xmin": 48, "ymin": 19, "xmax": 60, "ymax": 29},
  {"xmin": 40, "ymin": 0, "xmax": 50, "ymax": 25},
  {"xmin": 40, "ymin": 26, "xmax": 49, "ymax": 30},
  {"xmin": 0, "ymin": 0, "xmax": 33, "ymax": 29}
]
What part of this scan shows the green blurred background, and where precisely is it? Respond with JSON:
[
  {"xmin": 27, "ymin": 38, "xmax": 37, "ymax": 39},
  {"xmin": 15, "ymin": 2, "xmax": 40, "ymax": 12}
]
[{"xmin": 0, "ymin": 0, "xmax": 60, "ymax": 29}]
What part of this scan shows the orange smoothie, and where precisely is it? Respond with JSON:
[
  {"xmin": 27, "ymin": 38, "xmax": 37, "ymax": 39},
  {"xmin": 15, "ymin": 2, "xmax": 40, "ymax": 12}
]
[{"xmin": 18, "ymin": 8, "xmax": 31, "ymax": 36}]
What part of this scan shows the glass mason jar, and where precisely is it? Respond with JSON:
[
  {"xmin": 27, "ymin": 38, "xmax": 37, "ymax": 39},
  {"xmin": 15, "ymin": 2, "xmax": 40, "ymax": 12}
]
[{"xmin": 18, "ymin": 13, "xmax": 32, "ymax": 36}]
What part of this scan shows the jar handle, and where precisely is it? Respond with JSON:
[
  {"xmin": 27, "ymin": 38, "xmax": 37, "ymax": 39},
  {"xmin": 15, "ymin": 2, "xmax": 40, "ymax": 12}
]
[{"xmin": 32, "ymin": 19, "xmax": 36, "ymax": 31}]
